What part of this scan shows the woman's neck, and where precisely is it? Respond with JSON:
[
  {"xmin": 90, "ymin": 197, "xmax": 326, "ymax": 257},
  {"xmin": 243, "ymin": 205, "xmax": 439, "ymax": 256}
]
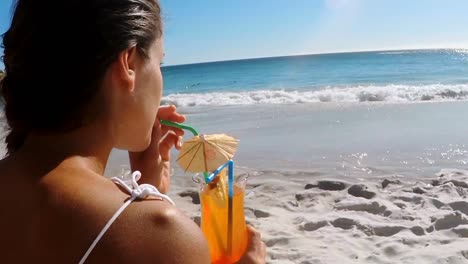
[{"xmin": 15, "ymin": 123, "xmax": 114, "ymax": 176}]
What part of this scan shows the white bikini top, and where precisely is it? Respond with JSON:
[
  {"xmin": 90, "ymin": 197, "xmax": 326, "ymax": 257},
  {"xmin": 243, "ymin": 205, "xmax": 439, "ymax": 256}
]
[{"xmin": 78, "ymin": 171, "xmax": 175, "ymax": 264}]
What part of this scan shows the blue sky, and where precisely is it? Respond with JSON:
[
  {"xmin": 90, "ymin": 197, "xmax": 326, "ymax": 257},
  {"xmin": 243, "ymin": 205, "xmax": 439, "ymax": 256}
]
[{"xmin": 1, "ymin": 0, "xmax": 468, "ymax": 67}]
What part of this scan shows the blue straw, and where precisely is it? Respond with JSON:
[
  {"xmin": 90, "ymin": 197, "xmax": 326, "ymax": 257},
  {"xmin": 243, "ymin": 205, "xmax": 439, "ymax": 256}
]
[
  {"xmin": 228, "ymin": 160, "xmax": 234, "ymax": 199},
  {"xmin": 207, "ymin": 159, "xmax": 235, "ymax": 257},
  {"xmin": 207, "ymin": 159, "xmax": 232, "ymax": 184},
  {"xmin": 227, "ymin": 160, "xmax": 234, "ymax": 257}
]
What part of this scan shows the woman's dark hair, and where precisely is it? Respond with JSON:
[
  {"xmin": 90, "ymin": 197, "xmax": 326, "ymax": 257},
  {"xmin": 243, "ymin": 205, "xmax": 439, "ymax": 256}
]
[{"xmin": 0, "ymin": 0, "xmax": 162, "ymax": 155}]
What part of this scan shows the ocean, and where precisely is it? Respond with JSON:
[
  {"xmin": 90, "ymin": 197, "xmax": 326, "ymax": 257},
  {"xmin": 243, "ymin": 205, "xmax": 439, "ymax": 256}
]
[
  {"xmin": 127, "ymin": 49, "xmax": 468, "ymax": 180},
  {"xmin": 161, "ymin": 49, "xmax": 468, "ymax": 106}
]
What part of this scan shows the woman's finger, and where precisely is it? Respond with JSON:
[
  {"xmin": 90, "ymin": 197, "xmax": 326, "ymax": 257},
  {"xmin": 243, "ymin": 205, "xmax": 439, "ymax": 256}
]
[
  {"xmin": 159, "ymin": 132, "xmax": 181, "ymax": 161},
  {"xmin": 161, "ymin": 125, "xmax": 185, "ymax": 138},
  {"xmin": 157, "ymin": 105, "xmax": 186, "ymax": 123},
  {"xmin": 247, "ymin": 225, "xmax": 265, "ymax": 252},
  {"xmin": 237, "ymin": 225, "xmax": 266, "ymax": 264}
]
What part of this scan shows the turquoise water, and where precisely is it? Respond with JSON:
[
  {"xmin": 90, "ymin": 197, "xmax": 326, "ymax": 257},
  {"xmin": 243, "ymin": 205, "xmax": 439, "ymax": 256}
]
[
  {"xmin": 154, "ymin": 49, "xmax": 468, "ymax": 177},
  {"xmin": 162, "ymin": 49, "xmax": 468, "ymax": 106}
]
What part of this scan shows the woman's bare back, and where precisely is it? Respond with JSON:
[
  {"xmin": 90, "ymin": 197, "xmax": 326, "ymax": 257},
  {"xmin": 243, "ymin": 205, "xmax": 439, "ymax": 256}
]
[{"xmin": 0, "ymin": 156, "xmax": 210, "ymax": 263}]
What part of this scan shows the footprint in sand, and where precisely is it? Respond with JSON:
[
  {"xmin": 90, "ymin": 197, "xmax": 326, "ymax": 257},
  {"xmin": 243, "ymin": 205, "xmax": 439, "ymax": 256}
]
[
  {"xmin": 178, "ymin": 190, "xmax": 200, "ymax": 204},
  {"xmin": 443, "ymin": 180, "xmax": 468, "ymax": 188},
  {"xmin": 449, "ymin": 201, "xmax": 468, "ymax": 216},
  {"xmin": 453, "ymin": 226, "xmax": 468, "ymax": 238},
  {"xmin": 317, "ymin": 180, "xmax": 349, "ymax": 191},
  {"xmin": 393, "ymin": 202, "xmax": 407, "ymax": 209},
  {"xmin": 410, "ymin": 226, "xmax": 425, "ymax": 236},
  {"xmin": 299, "ymin": 221, "xmax": 328, "ymax": 232},
  {"xmin": 432, "ymin": 212, "xmax": 468, "ymax": 231},
  {"xmin": 335, "ymin": 200, "xmax": 388, "ymax": 215},
  {"xmin": 329, "ymin": 217, "xmax": 423, "ymax": 237},
  {"xmin": 295, "ymin": 191, "xmax": 332, "ymax": 202},
  {"xmin": 373, "ymin": 226, "xmax": 405, "ymax": 237},
  {"xmin": 348, "ymin": 184, "xmax": 376, "ymax": 199},
  {"xmin": 331, "ymin": 217, "xmax": 361, "ymax": 230},
  {"xmin": 382, "ymin": 179, "xmax": 402, "ymax": 189},
  {"xmin": 265, "ymin": 237, "xmax": 290, "ymax": 247},
  {"xmin": 304, "ymin": 180, "xmax": 349, "ymax": 191},
  {"xmin": 391, "ymin": 194, "xmax": 423, "ymax": 204},
  {"xmin": 430, "ymin": 198, "xmax": 445, "ymax": 209},
  {"xmin": 253, "ymin": 209, "xmax": 270, "ymax": 218}
]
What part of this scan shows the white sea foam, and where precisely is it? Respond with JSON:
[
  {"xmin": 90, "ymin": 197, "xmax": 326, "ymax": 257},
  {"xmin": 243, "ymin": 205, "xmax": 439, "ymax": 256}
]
[
  {"xmin": 378, "ymin": 51, "xmax": 415, "ymax": 55},
  {"xmin": 162, "ymin": 83, "xmax": 468, "ymax": 107}
]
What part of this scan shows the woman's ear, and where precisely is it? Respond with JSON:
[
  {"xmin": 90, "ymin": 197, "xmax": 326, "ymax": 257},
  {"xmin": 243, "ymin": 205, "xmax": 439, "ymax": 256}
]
[{"xmin": 113, "ymin": 46, "xmax": 139, "ymax": 93}]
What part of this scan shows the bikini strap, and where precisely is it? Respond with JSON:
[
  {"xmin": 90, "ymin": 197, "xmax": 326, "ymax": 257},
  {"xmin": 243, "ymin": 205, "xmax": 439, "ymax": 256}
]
[{"xmin": 78, "ymin": 171, "xmax": 175, "ymax": 264}]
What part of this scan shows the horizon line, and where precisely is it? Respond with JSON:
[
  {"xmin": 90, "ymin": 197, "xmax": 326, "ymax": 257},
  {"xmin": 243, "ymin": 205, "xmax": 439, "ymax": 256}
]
[
  {"xmin": 163, "ymin": 47, "xmax": 468, "ymax": 68},
  {"xmin": 1, "ymin": 47, "xmax": 467, "ymax": 71}
]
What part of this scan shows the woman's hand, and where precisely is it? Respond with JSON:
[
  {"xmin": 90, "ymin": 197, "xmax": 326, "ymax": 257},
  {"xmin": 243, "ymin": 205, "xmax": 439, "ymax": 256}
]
[
  {"xmin": 129, "ymin": 105, "xmax": 185, "ymax": 194},
  {"xmin": 237, "ymin": 225, "xmax": 267, "ymax": 264}
]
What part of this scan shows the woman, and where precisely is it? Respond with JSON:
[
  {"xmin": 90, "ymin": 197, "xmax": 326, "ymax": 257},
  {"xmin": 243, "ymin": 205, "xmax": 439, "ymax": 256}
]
[{"xmin": 0, "ymin": 0, "xmax": 266, "ymax": 263}]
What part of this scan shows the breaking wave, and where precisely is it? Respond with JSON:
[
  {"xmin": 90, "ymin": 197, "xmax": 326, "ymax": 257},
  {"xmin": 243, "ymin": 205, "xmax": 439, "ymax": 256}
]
[{"xmin": 162, "ymin": 84, "xmax": 468, "ymax": 107}]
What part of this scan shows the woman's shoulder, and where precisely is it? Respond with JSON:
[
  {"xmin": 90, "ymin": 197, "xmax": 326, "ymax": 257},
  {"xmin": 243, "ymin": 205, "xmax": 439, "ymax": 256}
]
[
  {"xmin": 76, "ymin": 173, "xmax": 211, "ymax": 263},
  {"xmin": 113, "ymin": 198, "xmax": 210, "ymax": 262}
]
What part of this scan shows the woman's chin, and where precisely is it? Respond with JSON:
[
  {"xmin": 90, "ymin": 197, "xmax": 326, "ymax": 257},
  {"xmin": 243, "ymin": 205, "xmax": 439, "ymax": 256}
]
[
  {"xmin": 116, "ymin": 136, "xmax": 152, "ymax": 152},
  {"xmin": 135, "ymin": 138, "xmax": 152, "ymax": 152}
]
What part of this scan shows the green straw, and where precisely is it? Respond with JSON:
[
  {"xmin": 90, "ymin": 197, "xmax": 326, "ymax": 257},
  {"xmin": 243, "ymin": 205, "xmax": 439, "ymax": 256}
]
[{"xmin": 160, "ymin": 120, "xmax": 199, "ymax": 136}]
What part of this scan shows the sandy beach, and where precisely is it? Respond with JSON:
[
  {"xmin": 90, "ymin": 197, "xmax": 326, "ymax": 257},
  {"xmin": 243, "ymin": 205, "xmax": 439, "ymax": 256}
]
[{"xmin": 168, "ymin": 167, "xmax": 468, "ymax": 264}]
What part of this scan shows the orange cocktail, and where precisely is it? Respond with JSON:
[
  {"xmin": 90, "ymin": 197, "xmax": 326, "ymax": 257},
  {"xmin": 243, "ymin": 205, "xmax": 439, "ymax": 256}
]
[{"xmin": 199, "ymin": 168, "xmax": 248, "ymax": 264}]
